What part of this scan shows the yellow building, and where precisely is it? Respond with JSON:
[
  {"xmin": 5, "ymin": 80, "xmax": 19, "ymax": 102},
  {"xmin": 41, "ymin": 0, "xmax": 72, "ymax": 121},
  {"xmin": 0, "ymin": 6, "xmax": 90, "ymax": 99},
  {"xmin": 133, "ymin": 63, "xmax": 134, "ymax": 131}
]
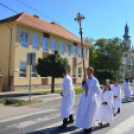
[{"xmin": 0, "ymin": 13, "xmax": 91, "ymax": 91}]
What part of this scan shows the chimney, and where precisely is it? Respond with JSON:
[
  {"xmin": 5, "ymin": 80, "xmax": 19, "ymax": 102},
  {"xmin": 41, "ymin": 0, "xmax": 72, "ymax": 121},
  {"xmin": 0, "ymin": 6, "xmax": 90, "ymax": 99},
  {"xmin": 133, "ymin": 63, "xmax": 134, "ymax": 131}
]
[
  {"xmin": 33, "ymin": 14, "xmax": 39, "ymax": 19},
  {"xmin": 51, "ymin": 22, "xmax": 56, "ymax": 25}
]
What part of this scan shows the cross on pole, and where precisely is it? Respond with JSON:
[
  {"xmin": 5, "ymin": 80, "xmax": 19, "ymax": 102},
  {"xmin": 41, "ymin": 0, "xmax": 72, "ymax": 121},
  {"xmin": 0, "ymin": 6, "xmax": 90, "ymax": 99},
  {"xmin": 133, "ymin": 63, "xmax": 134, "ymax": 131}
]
[{"xmin": 74, "ymin": 13, "xmax": 88, "ymax": 96}]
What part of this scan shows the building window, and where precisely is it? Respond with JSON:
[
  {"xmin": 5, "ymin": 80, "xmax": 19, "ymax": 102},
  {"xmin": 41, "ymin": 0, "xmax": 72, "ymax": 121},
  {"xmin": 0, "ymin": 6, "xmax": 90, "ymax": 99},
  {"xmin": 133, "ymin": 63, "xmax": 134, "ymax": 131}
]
[
  {"xmin": 84, "ymin": 49, "xmax": 87, "ymax": 59},
  {"xmin": 21, "ymin": 32, "xmax": 28, "ymax": 48},
  {"xmin": 59, "ymin": 43, "xmax": 64, "ymax": 55},
  {"xmin": 78, "ymin": 48, "xmax": 82, "ymax": 58},
  {"xmin": 122, "ymin": 57, "xmax": 126, "ymax": 64},
  {"xmin": 67, "ymin": 45, "xmax": 70, "ymax": 56},
  {"xmin": 78, "ymin": 68, "xmax": 82, "ymax": 77},
  {"xmin": 32, "ymin": 35, "xmax": 39, "ymax": 50},
  {"xmin": 31, "ymin": 65, "xmax": 38, "ymax": 77},
  {"xmin": 72, "ymin": 67, "xmax": 76, "ymax": 77},
  {"xmin": 43, "ymin": 38, "xmax": 48, "ymax": 52},
  {"xmin": 19, "ymin": 62, "xmax": 27, "ymax": 77},
  {"xmin": 51, "ymin": 40, "xmax": 56, "ymax": 53},
  {"xmin": 73, "ymin": 46, "xmax": 76, "ymax": 57}
]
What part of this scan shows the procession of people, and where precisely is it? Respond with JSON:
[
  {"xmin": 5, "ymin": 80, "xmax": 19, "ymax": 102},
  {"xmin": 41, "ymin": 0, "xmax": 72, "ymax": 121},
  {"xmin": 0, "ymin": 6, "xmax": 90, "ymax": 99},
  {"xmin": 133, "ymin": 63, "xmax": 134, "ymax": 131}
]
[{"xmin": 59, "ymin": 67, "xmax": 133, "ymax": 134}]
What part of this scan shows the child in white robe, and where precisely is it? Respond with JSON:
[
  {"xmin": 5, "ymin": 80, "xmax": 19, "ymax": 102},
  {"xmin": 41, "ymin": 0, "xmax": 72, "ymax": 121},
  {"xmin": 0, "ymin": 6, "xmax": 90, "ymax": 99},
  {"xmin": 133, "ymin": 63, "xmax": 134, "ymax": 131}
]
[
  {"xmin": 123, "ymin": 77, "xmax": 132, "ymax": 100},
  {"xmin": 102, "ymin": 79, "xmax": 112, "ymax": 92},
  {"xmin": 112, "ymin": 79, "xmax": 121, "ymax": 116},
  {"xmin": 96, "ymin": 83, "xmax": 114, "ymax": 127}
]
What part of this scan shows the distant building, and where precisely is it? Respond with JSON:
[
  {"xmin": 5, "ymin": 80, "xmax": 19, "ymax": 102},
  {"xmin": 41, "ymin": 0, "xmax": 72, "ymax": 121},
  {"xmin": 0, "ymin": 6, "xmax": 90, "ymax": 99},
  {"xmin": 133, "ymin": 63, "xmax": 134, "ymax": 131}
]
[
  {"xmin": 121, "ymin": 23, "xmax": 134, "ymax": 79},
  {"xmin": 0, "ymin": 13, "xmax": 91, "ymax": 91}
]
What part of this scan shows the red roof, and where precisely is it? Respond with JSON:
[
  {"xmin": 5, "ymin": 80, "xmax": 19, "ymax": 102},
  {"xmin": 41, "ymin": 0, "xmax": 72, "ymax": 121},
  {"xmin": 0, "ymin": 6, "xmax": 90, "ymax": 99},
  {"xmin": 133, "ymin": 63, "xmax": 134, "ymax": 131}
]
[{"xmin": 0, "ymin": 13, "xmax": 89, "ymax": 46}]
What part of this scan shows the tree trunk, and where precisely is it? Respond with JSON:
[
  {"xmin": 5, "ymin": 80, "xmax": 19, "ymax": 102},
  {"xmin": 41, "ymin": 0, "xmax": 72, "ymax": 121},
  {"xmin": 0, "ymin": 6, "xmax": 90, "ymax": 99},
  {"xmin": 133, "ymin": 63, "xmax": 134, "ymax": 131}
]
[{"xmin": 51, "ymin": 77, "xmax": 55, "ymax": 93}]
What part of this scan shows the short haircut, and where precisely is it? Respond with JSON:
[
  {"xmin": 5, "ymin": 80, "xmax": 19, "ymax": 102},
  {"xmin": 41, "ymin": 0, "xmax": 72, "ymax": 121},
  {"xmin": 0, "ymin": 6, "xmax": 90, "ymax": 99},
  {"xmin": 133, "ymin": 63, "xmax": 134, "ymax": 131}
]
[
  {"xmin": 62, "ymin": 69, "xmax": 67, "ymax": 74},
  {"xmin": 87, "ymin": 67, "xmax": 94, "ymax": 73},
  {"xmin": 106, "ymin": 79, "xmax": 109, "ymax": 82},
  {"xmin": 114, "ymin": 79, "xmax": 118, "ymax": 82}
]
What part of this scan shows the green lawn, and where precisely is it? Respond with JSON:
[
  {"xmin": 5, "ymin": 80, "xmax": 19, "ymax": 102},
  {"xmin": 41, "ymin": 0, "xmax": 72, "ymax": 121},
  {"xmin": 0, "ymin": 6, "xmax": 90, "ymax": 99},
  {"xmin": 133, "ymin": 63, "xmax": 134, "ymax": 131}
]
[{"xmin": 35, "ymin": 88, "xmax": 83, "ymax": 95}]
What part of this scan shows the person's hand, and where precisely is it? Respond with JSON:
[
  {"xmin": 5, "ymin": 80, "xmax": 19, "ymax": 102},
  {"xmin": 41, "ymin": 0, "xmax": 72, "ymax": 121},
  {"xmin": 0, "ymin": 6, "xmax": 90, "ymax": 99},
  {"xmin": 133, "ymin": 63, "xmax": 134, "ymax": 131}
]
[
  {"xmin": 60, "ymin": 92, "xmax": 63, "ymax": 96},
  {"xmin": 84, "ymin": 85, "xmax": 88, "ymax": 91},
  {"xmin": 114, "ymin": 96, "xmax": 118, "ymax": 99},
  {"xmin": 102, "ymin": 102, "xmax": 107, "ymax": 105}
]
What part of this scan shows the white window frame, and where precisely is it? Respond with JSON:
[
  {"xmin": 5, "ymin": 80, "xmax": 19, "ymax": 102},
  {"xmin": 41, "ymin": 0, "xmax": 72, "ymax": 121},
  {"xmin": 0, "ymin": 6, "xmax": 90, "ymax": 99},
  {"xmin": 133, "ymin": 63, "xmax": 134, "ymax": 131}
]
[
  {"xmin": 66, "ymin": 45, "xmax": 70, "ymax": 56},
  {"xmin": 84, "ymin": 49, "xmax": 87, "ymax": 59},
  {"xmin": 43, "ymin": 38, "xmax": 48, "ymax": 52},
  {"xmin": 32, "ymin": 35, "xmax": 39, "ymax": 51},
  {"xmin": 59, "ymin": 42, "xmax": 64, "ymax": 55},
  {"xmin": 31, "ymin": 65, "xmax": 38, "ymax": 78},
  {"xmin": 19, "ymin": 62, "xmax": 27, "ymax": 78},
  {"xmin": 73, "ymin": 46, "xmax": 76, "ymax": 57},
  {"xmin": 20, "ymin": 32, "xmax": 28, "ymax": 48},
  {"xmin": 78, "ymin": 48, "xmax": 82, "ymax": 58},
  {"xmin": 72, "ymin": 67, "xmax": 76, "ymax": 78},
  {"xmin": 51, "ymin": 40, "xmax": 56, "ymax": 53},
  {"xmin": 78, "ymin": 68, "xmax": 82, "ymax": 77}
]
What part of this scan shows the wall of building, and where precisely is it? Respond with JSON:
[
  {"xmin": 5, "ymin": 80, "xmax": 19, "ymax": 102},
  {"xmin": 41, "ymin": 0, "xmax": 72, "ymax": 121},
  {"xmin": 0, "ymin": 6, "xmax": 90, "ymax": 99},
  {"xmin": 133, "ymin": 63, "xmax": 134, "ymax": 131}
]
[
  {"xmin": 13, "ymin": 24, "xmax": 89, "ymax": 90},
  {"xmin": 0, "ymin": 23, "xmax": 16, "ymax": 89}
]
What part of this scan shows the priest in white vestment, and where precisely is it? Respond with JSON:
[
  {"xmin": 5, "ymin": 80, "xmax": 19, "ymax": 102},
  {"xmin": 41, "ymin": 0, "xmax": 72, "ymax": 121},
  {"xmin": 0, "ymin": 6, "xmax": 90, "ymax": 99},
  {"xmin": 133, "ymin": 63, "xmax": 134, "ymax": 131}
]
[
  {"xmin": 75, "ymin": 67, "xmax": 101, "ymax": 134},
  {"xmin": 123, "ymin": 77, "xmax": 132, "ymax": 100},
  {"xmin": 112, "ymin": 79, "xmax": 121, "ymax": 116},
  {"xmin": 96, "ymin": 83, "xmax": 114, "ymax": 126},
  {"xmin": 59, "ymin": 69, "xmax": 75, "ymax": 129}
]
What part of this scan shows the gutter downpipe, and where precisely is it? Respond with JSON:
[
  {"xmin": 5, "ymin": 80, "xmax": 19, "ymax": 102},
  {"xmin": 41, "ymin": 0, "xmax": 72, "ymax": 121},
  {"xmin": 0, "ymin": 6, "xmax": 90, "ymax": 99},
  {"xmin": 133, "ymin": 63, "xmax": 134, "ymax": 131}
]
[{"xmin": 7, "ymin": 23, "xmax": 12, "ymax": 91}]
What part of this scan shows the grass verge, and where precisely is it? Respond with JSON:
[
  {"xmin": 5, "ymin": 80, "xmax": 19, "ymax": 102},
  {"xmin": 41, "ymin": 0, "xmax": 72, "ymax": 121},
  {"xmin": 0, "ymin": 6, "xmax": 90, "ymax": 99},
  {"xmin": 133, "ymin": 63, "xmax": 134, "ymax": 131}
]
[
  {"xmin": 1, "ymin": 99, "xmax": 44, "ymax": 106},
  {"xmin": 35, "ymin": 88, "xmax": 83, "ymax": 95}
]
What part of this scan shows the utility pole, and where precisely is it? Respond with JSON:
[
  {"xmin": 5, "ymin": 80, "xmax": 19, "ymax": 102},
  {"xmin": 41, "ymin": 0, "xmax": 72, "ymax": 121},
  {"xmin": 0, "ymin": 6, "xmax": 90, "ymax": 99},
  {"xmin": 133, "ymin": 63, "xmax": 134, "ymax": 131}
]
[{"xmin": 74, "ymin": 13, "xmax": 88, "ymax": 96}]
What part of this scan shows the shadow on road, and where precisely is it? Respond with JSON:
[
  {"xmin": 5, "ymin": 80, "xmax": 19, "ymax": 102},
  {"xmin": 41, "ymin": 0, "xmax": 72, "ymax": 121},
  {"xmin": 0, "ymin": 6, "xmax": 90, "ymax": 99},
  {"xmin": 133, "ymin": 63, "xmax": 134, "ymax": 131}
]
[
  {"xmin": 122, "ymin": 97, "xmax": 134, "ymax": 103},
  {"xmin": 26, "ymin": 123, "xmax": 110, "ymax": 134},
  {"xmin": 0, "ymin": 93, "xmax": 49, "ymax": 99}
]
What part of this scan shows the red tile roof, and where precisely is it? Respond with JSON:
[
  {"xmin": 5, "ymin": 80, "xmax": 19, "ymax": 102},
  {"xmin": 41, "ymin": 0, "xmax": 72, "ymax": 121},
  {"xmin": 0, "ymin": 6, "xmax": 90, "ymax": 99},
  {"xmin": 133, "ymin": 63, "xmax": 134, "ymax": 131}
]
[{"xmin": 0, "ymin": 13, "xmax": 89, "ymax": 46}]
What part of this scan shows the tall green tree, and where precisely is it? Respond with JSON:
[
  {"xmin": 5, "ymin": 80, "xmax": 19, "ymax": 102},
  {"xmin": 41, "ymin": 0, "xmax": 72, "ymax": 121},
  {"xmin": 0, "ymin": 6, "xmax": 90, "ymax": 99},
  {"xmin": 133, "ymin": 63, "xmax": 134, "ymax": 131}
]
[
  {"xmin": 36, "ymin": 51, "xmax": 70, "ymax": 93},
  {"xmin": 84, "ymin": 37, "xmax": 129, "ymax": 83}
]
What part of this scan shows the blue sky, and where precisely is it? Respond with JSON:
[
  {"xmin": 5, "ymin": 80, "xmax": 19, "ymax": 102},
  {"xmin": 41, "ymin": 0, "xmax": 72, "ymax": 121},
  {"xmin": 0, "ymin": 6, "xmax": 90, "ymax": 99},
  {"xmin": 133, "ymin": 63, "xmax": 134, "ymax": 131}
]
[{"xmin": 0, "ymin": 0, "xmax": 134, "ymax": 46}]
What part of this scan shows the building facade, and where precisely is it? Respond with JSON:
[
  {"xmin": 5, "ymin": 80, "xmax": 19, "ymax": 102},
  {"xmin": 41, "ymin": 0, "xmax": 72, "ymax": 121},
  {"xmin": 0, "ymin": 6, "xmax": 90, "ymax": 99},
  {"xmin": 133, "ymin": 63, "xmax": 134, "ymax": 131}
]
[
  {"xmin": 120, "ymin": 23, "xmax": 134, "ymax": 79},
  {"xmin": 0, "ymin": 13, "xmax": 90, "ymax": 91}
]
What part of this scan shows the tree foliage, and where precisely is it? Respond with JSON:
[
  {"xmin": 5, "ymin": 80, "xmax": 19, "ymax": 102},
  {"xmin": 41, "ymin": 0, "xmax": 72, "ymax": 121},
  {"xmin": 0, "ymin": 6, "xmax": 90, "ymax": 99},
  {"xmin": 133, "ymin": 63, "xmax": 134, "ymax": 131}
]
[
  {"xmin": 85, "ymin": 37, "xmax": 129, "ymax": 83},
  {"xmin": 36, "ymin": 51, "xmax": 70, "ymax": 93}
]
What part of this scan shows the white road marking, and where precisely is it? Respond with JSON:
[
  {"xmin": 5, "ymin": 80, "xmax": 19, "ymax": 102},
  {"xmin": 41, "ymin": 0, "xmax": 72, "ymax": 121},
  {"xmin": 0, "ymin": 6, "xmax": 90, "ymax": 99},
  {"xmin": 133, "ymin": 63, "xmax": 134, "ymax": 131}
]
[
  {"xmin": 106, "ymin": 115, "xmax": 134, "ymax": 134},
  {"xmin": 6, "ymin": 113, "xmax": 60, "ymax": 129},
  {"xmin": 0, "ymin": 109, "xmax": 57, "ymax": 123}
]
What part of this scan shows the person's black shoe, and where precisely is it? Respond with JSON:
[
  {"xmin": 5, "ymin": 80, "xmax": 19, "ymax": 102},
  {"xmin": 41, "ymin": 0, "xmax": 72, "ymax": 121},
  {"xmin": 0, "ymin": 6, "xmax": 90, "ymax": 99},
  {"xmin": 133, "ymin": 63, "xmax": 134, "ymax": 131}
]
[
  {"xmin": 88, "ymin": 128, "xmax": 92, "ymax": 134},
  {"xmin": 67, "ymin": 114, "xmax": 74, "ymax": 124},
  {"xmin": 107, "ymin": 123, "xmax": 110, "ymax": 127},
  {"xmin": 58, "ymin": 118, "xmax": 68, "ymax": 129},
  {"xmin": 83, "ymin": 129, "xmax": 89, "ymax": 134},
  {"xmin": 98, "ymin": 122, "xmax": 102, "ymax": 127},
  {"xmin": 117, "ymin": 108, "xmax": 120, "ymax": 114}
]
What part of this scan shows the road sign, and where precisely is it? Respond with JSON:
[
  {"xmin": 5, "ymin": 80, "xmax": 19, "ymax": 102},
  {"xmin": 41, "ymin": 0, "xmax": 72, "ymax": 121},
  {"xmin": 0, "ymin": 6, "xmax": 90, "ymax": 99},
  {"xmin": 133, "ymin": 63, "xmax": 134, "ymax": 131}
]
[
  {"xmin": 27, "ymin": 53, "xmax": 36, "ymax": 65},
  {"xmin": 27, "ymin": 53, "xmax": 36, "ymax": 103}
]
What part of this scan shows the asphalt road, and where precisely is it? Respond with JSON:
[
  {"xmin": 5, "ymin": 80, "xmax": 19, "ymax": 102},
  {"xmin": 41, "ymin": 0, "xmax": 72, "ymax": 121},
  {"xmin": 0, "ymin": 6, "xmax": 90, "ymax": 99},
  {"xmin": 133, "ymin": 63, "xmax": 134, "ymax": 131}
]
[{"xmin": 0, "ymin": 95, "xmax": 134, "ymax": 134}]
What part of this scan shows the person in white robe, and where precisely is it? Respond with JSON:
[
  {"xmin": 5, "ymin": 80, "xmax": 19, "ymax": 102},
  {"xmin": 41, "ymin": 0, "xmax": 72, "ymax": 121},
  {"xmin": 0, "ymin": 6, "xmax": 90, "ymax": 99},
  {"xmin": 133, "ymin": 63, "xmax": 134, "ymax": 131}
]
[
  {"xmin": 75, "ymin": 67, "xmax": 101, "ymax": 134},
  {"xmin": 112, "ymin": 79, "xmax": 121, "ymax": 116},
  {"xmin": 123, "ymin": 77, "xmax": 132, "ymax": 100},
  {"xmin": 59, "ymin": 69, "xmax": 75, "ymax": 129},
  {"xmin": 132, "ymin": 78, "xmax": 134, "ymax": 96},
  {"xmin": 102, "ymin": 79, "xmax": 111, "ymax": 92},
  {"xmin": 96, "ymin": 83, "xmax": 114, "ymax": 127}
]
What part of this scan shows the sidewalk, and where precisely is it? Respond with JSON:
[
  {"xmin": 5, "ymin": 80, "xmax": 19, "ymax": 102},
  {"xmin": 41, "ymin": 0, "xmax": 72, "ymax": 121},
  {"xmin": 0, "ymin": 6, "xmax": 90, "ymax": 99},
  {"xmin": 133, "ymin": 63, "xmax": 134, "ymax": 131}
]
[{"xmin": 0, "ymin": 88, "xmax": 61, "ymax": 95}]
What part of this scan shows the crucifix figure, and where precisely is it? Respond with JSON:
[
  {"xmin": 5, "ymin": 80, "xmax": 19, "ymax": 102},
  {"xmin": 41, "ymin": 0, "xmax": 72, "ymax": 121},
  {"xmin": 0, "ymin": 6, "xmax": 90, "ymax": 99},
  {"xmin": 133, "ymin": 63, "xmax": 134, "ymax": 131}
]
[{"xmin": 74, "ymin": 13, "xmax": 88, "ymax": 96}]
